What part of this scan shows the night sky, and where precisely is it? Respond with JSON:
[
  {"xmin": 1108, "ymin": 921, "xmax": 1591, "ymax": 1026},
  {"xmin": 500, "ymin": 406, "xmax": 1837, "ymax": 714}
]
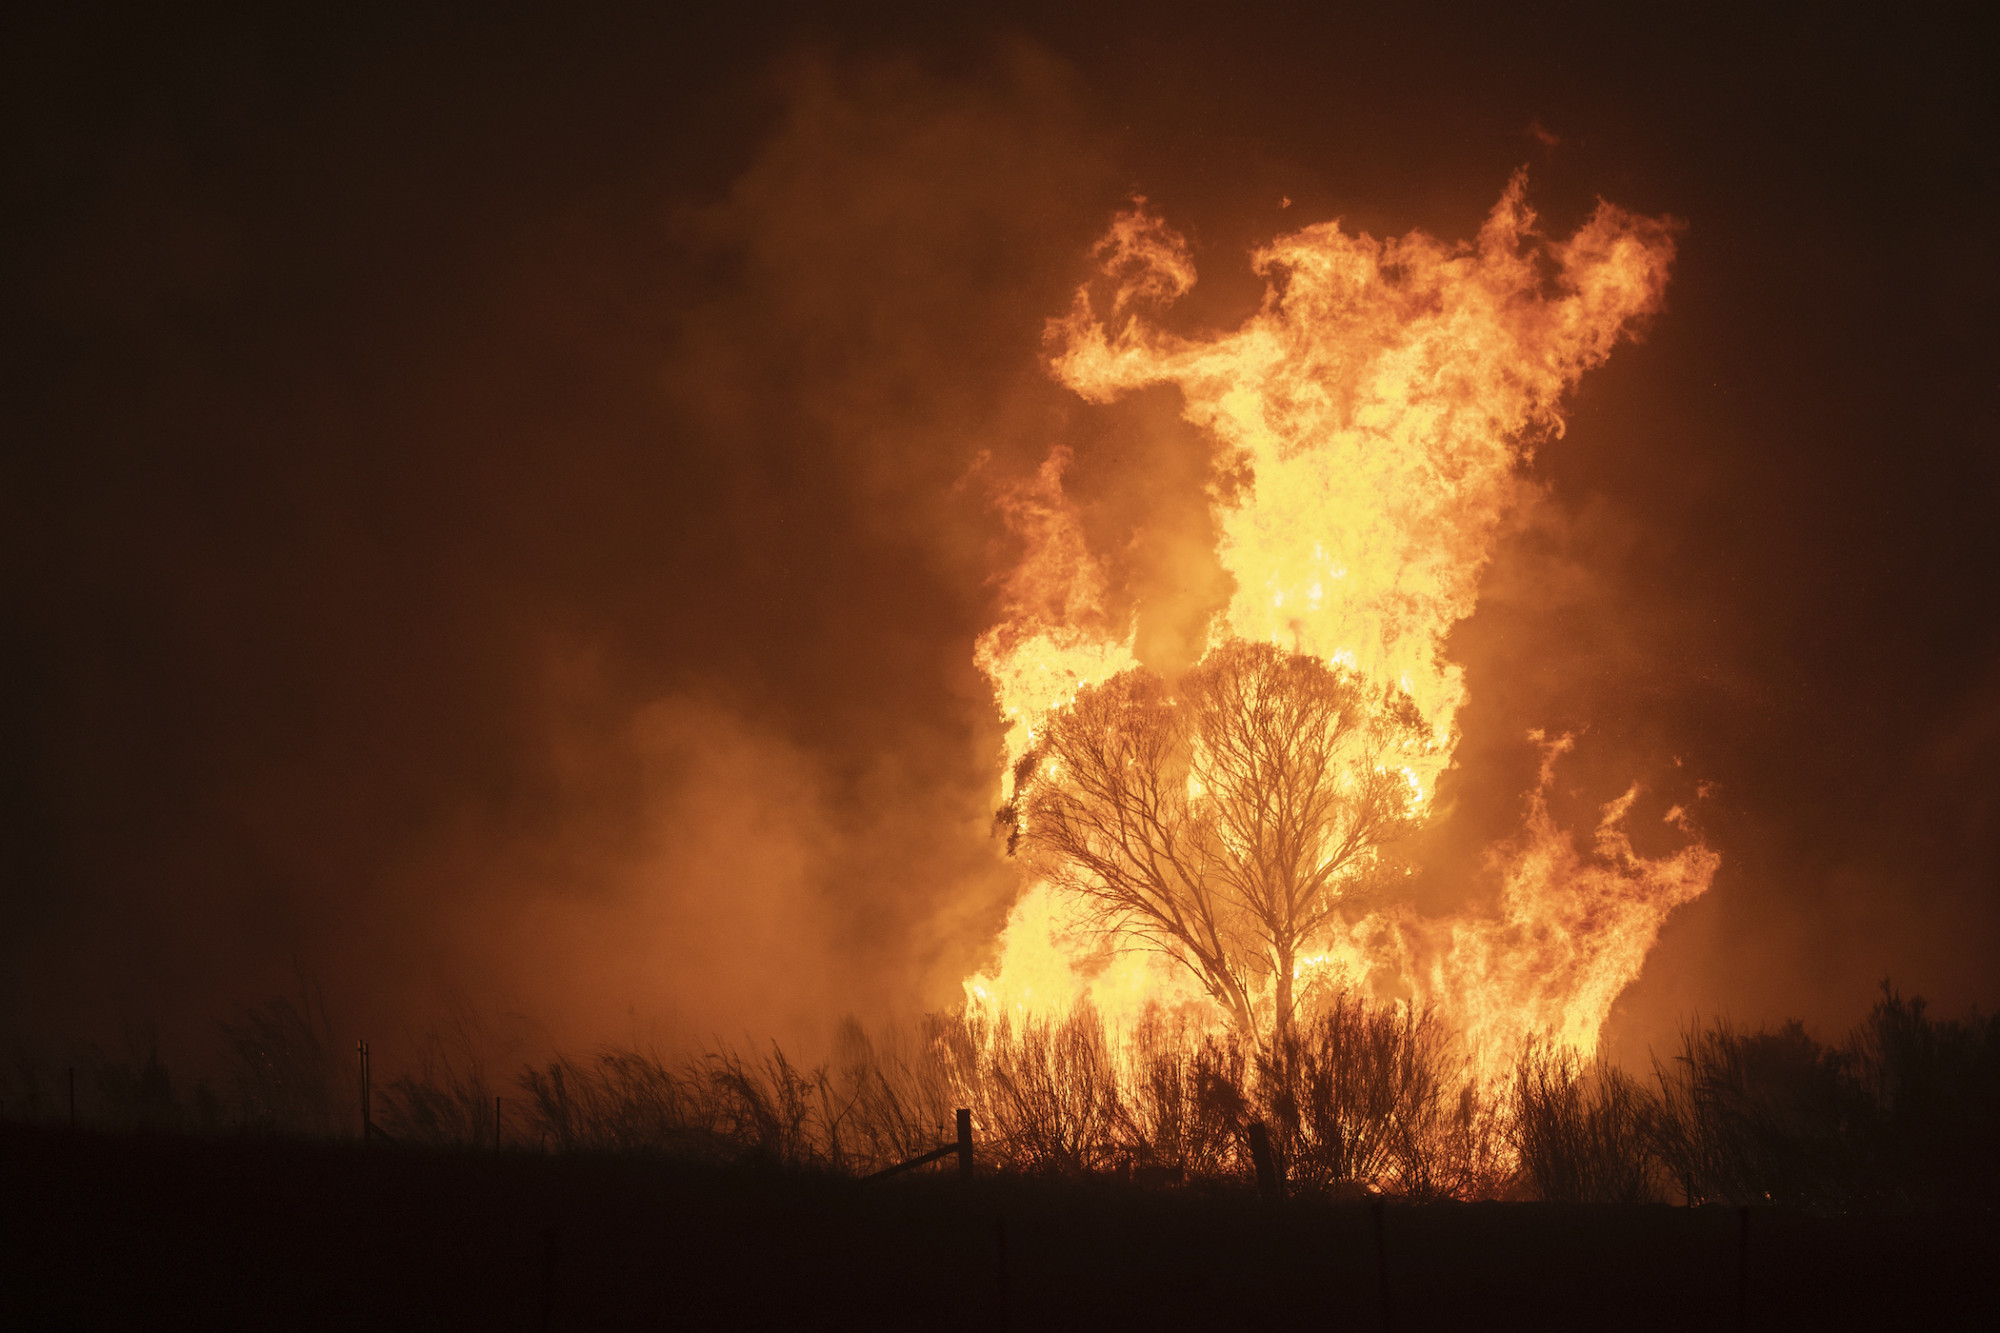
[{"xmin": 3, "ymin": 3, "xmax": 1994, "ymax": 1069}]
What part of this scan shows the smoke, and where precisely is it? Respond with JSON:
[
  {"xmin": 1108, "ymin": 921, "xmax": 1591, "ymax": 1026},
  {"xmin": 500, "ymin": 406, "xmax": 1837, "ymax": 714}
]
[
  {"xmin": 3, "ymin": 6, "xmax": 1995, "ymax": 1075},
  {"xmin": 0, "ymin": 33, "xmax": 1122, "ymax": 1065}
]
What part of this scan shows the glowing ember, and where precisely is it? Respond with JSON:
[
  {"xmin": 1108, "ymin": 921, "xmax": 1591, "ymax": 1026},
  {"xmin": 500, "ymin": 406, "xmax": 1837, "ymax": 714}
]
[{"xmin": 968, "ymin": 174, "xmax": 1717, "ymax": 1076}]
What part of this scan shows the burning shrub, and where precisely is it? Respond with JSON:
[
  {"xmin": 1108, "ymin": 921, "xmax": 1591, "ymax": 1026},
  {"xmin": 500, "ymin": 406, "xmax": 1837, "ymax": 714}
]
[
  {"xmin": 1256, "ymin": 993, "xmax": 1431, "ymax": 1193},
  {"xmin": 1119, "ymin": 1012, "xmax": 1246, "ymax": 1179},
  {"xmin": 1252, "ymin": 991, "xmax": 1501, "ymax": 1200},
  {"xmin": 940, "ymin": 1005, "xmax": 1126, "ymax": 1176}
]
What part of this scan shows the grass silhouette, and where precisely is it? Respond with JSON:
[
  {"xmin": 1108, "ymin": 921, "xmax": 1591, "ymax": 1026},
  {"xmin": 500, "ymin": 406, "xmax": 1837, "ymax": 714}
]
[{"xmin": 6, "ymin": 981, "xmax": 1996, "ymax": 1214}]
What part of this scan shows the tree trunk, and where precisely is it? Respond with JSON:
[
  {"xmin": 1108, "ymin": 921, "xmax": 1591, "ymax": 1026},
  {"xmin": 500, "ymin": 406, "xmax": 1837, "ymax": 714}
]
[{"xmin": 1272, "ymin": 942, "xmax": 1297, "ymax": 1049}]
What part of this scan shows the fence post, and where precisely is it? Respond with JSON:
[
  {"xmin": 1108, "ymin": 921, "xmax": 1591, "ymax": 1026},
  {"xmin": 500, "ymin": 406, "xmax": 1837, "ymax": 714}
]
[
  {"xmin": 956, "ymin": 1108, "xmax": 974, "ymax": 1178},
  {"xmin": 496, "ymin": 1095, "xmax": 503, "ymax": 1150},
  {"xmin": 68, "ymin": 1067, "xmax": 75, "ymax": 1129},
  {"xmin": 1246, "ymin": 1120, "xmax": 1281, "ymax": 1200},
  {"xmin": 358, "ymin": 1040, "xmax": 371, "ymax": 1143}
]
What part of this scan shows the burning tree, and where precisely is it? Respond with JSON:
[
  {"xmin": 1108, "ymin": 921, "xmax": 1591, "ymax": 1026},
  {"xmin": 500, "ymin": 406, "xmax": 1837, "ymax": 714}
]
[
  {"xmin": 968, "ymin": 180, "xmax": 1713, "ymax": 1073},
  {"xmin": 999, "ymin": 639, "xmax": 1431, "ymax": 1051}
]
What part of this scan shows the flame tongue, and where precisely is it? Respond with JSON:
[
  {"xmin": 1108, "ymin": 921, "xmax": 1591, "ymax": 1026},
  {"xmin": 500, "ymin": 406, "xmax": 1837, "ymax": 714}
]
[{"xmin": 970, "ymin": 175, "xmax": 1713, "ymax": 1071}]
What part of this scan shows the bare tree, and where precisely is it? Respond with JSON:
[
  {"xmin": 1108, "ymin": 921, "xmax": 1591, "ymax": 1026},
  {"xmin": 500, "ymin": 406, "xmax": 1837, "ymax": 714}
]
[{"xmin": 1001, "ymin": 639, "xmax": 1429, "ymax": 1049}]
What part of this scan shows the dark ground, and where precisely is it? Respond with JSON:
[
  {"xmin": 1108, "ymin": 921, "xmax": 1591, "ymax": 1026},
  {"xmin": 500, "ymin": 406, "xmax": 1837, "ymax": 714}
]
[{"xmin": 3, "ymin": 1126, "xmax": 1995, "ymax": 1331}]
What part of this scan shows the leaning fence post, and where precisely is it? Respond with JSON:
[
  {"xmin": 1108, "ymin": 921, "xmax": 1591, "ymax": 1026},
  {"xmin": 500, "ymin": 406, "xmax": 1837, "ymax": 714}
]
[{"xmin": 956, "ymin": 1108, "xmax": 974, "ymax": 1177}]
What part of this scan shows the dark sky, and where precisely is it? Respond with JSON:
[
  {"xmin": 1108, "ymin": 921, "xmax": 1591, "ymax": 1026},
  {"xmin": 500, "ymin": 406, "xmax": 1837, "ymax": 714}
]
[{"xmin": 3, "ymin": 2, "xmax": 1995, "ymax": 1068}]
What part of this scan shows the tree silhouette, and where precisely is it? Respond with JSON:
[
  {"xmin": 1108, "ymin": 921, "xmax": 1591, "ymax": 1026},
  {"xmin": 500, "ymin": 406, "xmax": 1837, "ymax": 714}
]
[{"xmin": 1002, "ymin": 639, "xmax": 1430, "ymax": 1049}]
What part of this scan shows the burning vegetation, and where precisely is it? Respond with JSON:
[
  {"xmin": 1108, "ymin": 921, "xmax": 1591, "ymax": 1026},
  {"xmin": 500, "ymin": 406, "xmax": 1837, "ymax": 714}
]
[
  {"xmin": 969, "ymin": 176, "xmax": 1717, "ymax": 1082},
  {"xmin": 16, "ymin": 980, "xmax": 1996, "ymax": 1214},
  {"xmin": 16, "ymin": 178, "xmax": 1982, "ymax": 1221},
  {"xmin": 997, "ymin": 640, "xmax": 1429, "ymax": 1052}
]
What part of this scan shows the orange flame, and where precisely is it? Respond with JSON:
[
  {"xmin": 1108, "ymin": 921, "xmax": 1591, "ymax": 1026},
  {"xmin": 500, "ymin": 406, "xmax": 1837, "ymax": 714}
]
[{"xmin": 969, "ymin": 174, "xmax": 1714, "ymax": 1074}]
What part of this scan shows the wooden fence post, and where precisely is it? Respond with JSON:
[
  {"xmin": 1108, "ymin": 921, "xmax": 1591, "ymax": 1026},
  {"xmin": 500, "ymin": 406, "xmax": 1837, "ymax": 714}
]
[
  {"xmin": 956, "ymin": 1108, "xmax": 974, "ymax": 1177},
  {"xmin": 357, "ymin": 1040, "xmax": 371, "ymax": 1143},
  {"xmin": 1246, "ymin": 1120, "xmax": 1281, "ymax": 1200}
]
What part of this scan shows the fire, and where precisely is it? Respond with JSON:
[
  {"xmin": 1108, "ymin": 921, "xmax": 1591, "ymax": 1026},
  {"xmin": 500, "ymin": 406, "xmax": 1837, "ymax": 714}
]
[{"xmin": 968, "ymin": 173, "xmax": 1716, "ymax": 1076}]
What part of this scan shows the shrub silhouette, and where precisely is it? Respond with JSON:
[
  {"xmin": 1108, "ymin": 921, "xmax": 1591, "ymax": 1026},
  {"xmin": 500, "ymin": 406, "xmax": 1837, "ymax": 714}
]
[
  {"xmin": 1649, "ymin": 985, "xmax": 2000, "ymax": 1209},
  {"xmin": 1849, "ymin": 985, "xmax": 2000, "ymax": 1207},
  {"xmin": 1118, "ymin": 1012, "xmax": 1245, "ymax": 1179},
  {"xmin": 1510, "ymin": 1041, "xmax": 1662, "ymax": 1204},
  {"xmin": 25, "ymin": 973, "xmax": 1990, "ymax": 1214},
  {"xmin": 1648, "ymin": 1017, "xmax": 1857, "ymax": 1207},
  {"xmin": 1257, "ymin": 994, "xmax": 1458, "ymax": 1195},
  {"xmin": 92, "ymin": 1023, "xmax": 196, "ymax": 1132}
]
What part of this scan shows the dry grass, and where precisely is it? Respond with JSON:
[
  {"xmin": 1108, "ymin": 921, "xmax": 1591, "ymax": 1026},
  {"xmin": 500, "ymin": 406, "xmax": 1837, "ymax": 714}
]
[
  {"xmin": 215, "ymin": 976, "xmax": 343, "ymax": 1135},
  {"xmin": 496, "ymin": 995, "xmax": 1514, "ymax": 1196},
  {"xmin": 375, "ymin": 1014, "xmax": 500, "ymax": 1148},
  {"xmin": 17, "ymin": 975, "xmax": 1990, "ymax": 1213},
  {"xmin": 939, "ymin": 1006, "xmax": 1127, "ymax": 1175},
  {"xmin": 520, "ymin": 1044, "xmax": 837, "ymax": 1167}
]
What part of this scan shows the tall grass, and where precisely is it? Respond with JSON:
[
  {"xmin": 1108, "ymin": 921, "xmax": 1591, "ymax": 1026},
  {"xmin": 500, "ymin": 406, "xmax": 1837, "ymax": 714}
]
[
  {"xmin": 518, "ymin": 1036, "xmax": 919, "ymax": 1171},
  {"xmin": 216, "ymin": 980, "xmax": 343, "ymax": 1136},
  {"xmin": 13, "ymin": 976, "xmax": 1993, "ymax": 1214},
  {"xmin": 497, "ymin": 994, "xmax": 1507, "ymax": 1196},
  {"xmin": 942, "ymin": 1006, "xmax": 1127, "ymax": 1175},
  {"xmin": 374, "ymin": 1012, "xmax": 500, "ymax": 1148}
]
